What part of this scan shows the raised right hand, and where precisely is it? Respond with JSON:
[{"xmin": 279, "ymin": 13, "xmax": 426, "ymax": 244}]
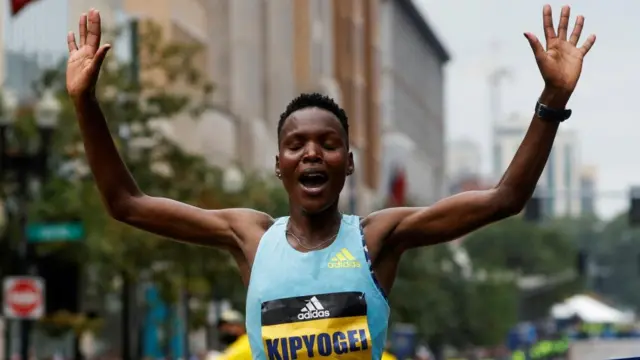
[{"xmin": 66, "ymin": 9, "xmax": 111, "ymax": 99}]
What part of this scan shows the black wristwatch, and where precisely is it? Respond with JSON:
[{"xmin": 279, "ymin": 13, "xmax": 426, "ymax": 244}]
[{"xmin": 535, "ymin": 100, "xmax": 572, "ymax": 122}]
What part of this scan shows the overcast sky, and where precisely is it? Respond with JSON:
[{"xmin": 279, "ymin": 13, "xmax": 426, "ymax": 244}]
[
  {"xmin": 414, "ymin": 0, "xmax": 633, "ymax": 219},
  {"xmin": 2, "ymin": 0, "xmax": 633, "ymax": 218}
]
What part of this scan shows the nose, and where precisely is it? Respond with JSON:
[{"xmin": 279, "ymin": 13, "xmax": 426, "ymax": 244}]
[{"xmin": 302, "ymin": 142, "xmax": 322, "ymax": 163}]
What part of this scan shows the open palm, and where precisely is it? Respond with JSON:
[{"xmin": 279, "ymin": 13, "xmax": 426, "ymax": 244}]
[
  {"xmin": 524, "ymin": 5, "xmax": 596, "ymax": 94},
  {"xmin": 66, "ymin": 9, "xmax": 111, "ymax": 98}
]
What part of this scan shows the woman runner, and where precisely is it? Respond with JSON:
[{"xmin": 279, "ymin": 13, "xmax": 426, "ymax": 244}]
[{"xmin": 65, "ymin": 5, "xmax": 595, "ymax": 359}]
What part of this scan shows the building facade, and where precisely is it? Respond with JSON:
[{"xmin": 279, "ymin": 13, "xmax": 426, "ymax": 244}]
[
  {"xmin": 330, "ymin": 0, "xmax": 381, "ymax": 213},
  {"xmin": 579, "ymin": 165, "xmax": 597, "ymax": 216},
  {"xmin": 446, "ymin": 138, "xmax": 482, "ymax": 188},
  {"xmin": 1, "ymin": 0, "xmax": 382, "ymax": 214},
  {"xmin": 0, "ymin": 0, "xmax": 5, "ymax": 86},
  {"xmin": 378, "ymin": 0, "xmax": 449, "ymax": 206},
  {"xmin": 493, "ymin": 113, "xmax": 583, "ymax": 217},
  {"xmin": 119, "ymin": 0, "xmax": 382, "ymax": 214}
]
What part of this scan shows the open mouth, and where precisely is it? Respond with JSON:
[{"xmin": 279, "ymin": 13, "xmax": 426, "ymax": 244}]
[{"xmin": 298, "ymin": 170, "xmax": 329, "ymax": 190}]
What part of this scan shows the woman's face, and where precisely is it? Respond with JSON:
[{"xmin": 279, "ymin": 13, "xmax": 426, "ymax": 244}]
[{"xmin": 276, "ymin": 107, "xmax": 353, "ymax": 214}]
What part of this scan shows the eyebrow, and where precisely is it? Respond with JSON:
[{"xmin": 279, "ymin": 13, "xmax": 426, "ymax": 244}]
[{"xmin": 285, "ymin": 126, "xmax": 342, "ymax": 137}]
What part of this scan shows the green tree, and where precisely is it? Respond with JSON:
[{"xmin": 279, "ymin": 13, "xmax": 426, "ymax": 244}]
[
  {"xmin": 462, "ymin": 218, "xmax": 582, "ymax": 340},
  {"xmin": 20, "ymin": 20, "xmax": 288, "ymax": 334},
  {"xmin": 590, "ymin": 212, "xmax": 640, "ymax": 309},
  {"xmin": 465, "ymin": 218, "xmax": 577, "ymax": 275}
]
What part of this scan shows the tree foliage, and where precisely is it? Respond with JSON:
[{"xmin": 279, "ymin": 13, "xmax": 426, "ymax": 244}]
[
  {"xmin": 2, "ymin": 20, "xmax": 288, "ymax": 332},
  {"xmin": 465, "ymin": 218, "xmax": 577, "ymax": 276},
  {"xmin": 588, "ymin": 213, "xmax": 640, "ymax": 309},
  {"xmin": 389, "ymin": 216, "xmax": 583, "ymax": 350}
]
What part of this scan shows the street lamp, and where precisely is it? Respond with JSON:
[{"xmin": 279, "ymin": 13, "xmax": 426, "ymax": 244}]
[
  {"xmin": 223, "ymin": 166, "xmax": 245, "ymax": 194},
  {"xmin": 35, "ymin": 90, "xmax": 61, "ymax": 129},
  {"xmin": 0, "ymin": 89, "xmax": 18, "ymax": 160},
  {"xmin": 0, "ymin": 88, "xmax": 60, "ymax": 360},
  {"xmin": 0, "ymin": 89, "xmax": 18, "ymax": 124}
]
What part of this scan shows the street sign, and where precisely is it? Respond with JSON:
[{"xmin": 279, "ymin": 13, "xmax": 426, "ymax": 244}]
[
  {"xmin": 26, "ymin": 222, "xmax": 84, "ymax": 243},
  {"xmin": 2, "ymin": 276, "xmax": 45, "ymax": 319}
]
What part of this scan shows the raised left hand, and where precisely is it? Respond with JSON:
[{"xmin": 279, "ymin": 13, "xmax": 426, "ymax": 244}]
[{"xmin": 525, "ymin": 5, "xmax": 596, "ymax": 99}]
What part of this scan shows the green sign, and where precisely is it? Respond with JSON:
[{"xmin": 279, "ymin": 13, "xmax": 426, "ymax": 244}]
[{"xmin": 26, "ymin": 222, "xmax": 85, "ymax": 243}]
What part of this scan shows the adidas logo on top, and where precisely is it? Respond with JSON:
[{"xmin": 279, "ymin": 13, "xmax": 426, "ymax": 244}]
[
  {"xmin": 328, "ymin": 248, "xmax": 361, "ymax": 269},
  {"xmin": 298, "ymin": 296, "xmax": 330, "ymax": 320}
]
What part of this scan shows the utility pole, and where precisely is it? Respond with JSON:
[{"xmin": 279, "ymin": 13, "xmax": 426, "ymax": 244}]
[
  {"xmin": 120, "ymin": 17, "xmax": 140, "ymax": 360},
  {"xmin": 487, "ymin": 41, "xmax": 512, "ymax": 179},
  {"xmin": 2, "ymin": 90, "xmax": 59, "ymax": 360}
]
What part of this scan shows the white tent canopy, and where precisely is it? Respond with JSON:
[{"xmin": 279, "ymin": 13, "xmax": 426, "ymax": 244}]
[{"xmin": 550, "ymin": 294, "xmax": 635, "ymax": 324}]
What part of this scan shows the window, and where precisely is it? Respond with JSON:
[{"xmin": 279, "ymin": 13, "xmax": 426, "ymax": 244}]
[
  {"xmin": 321, "ymin": 0, "xmax": 333, "ymax": 76},
  {"xmin": 564, "ymin": 144, "xmax": 573, "ymax": 213},
  {"xmin": 546, "ymin": 149, "xmax": 556, "ymax": 215},
  {"xmin": 492, "ymin": 143, "xmax": 502, "ymax": 178},
  {"xmin": 309, "ymin": 0, "xmax": 324, "ymax": 79}
]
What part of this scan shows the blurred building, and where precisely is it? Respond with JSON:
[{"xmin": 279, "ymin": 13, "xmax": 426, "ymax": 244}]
[
  {"xmin": 580, "ymin": 165, "xmax": 597, "ymax": 215},
  {"xmin": 379, "ymin": 0, "xmax": 450, "ymax": 206},
  {"xmin": 447, "ymin": 138, "xmax": 482, "ymax": 180},
  {"xmin": 67, "ymin": 0, "xmax": 121, "ymax": 33},
  {"xmin": 493, "ymin": 113, "xmax": 583, "ymax": 217},
  {"xmin": 2, "ymin": 50, "xmax": 43, "ymax": 99},
  {"xmin": 331, "ymin": 0, "xmax": 381, "ymax": 214},
  {"xmin": 2, "ymin": 0, "xmax": 383, "ymax": 213},
  {"xmin": 446, "ymin": 138, "xmax": 487, "ymax": 194},
  {"xmin": 0, "ymin": 1, "xmax": 5, "ymax": 85},
  {"xmin": 118, "ymin": 0, "xmax": 381, "ymax": 214}
]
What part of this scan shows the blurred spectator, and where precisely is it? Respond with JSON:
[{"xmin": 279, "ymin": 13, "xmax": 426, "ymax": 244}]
[
  {"xmin": 600, "ymin": 323, "xmax": 616, "ymax": 339},
  {"xmin": 415, "ymin": 345, "xmax": 432, "ymax": 360},
  {"xmin": 207, "ymin": 309, "xmax": 249, "ymax": 360}
]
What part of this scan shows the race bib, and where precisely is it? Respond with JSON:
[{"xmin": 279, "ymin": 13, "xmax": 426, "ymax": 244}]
[{"xmin": 261, "ymin": 292, "xmax": 372, "ymax": 359}]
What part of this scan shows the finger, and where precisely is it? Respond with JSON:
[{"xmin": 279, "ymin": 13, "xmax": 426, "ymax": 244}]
[
  {"xmin": 92, "ymin": 44, "xmax": 111, "ymax": 71},
  {"xmin": 67, "ymin": 32, "xmax": 78, "ymax": 53},
  {"xmin": 542, "ymin": 4, "xmax": 556, "ymax": 43},
  {"xmin": 524, "ymin": 33, "xmax": 545, "ymax": 61},
  {"xmin": 579, "ymin": 34, "xmax": 596, "ymax": 56},
  {"xmin": 569, "ymin": 15, "xmax": 584, "ymax": 45},
  {"xmin": 78, "ymin": 13, "xmax": 87, "ymax": 46},
  {"xmin": 86, "ymin": 9, "xmax": 102, "ymax": 53},
  {"xmin": 557, "ymin": 5, "xmax": 571, "ymax": 40}
]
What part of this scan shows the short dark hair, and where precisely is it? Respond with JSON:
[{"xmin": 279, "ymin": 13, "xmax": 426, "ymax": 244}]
[{"xmin": 277, "ymin": 93, "xmax": 349, "ymax": 141}]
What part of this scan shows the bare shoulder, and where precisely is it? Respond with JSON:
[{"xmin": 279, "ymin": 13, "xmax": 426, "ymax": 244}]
[
  {"xmin": 220, "ymin": 208, "xmax": 275, "ymax": 270},
  {"xmin": 362, "ymin": 207, "xmax": 419, "ymax": 234},
  {"xmin": 222, "ymin": 208, "xmax": 275, "ymax": 241},
  {"xmin": 361, "ymin": 207, "xmax": 420, "ymax": 250}
]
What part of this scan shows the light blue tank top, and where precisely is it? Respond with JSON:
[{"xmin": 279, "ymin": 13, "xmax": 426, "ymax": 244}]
[{"xmin": 246, "ymin": 214, "xmax": 390, "ymax": 360}]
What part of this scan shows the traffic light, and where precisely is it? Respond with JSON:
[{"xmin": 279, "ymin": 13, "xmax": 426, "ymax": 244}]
[
  {"xmin": 524, "ymin": 196, "xmax": 542, "ymax": 222},
  {"xmin": 629, "ymin": 186, "xmax": 640, "ymax": 226},
  {"xmin": 576, "ymin": 250, "xmax": 588, "ymax": 277},
  {"xmin": 36, "ymin": 252, "xmax": 80, "ymax": 314}
]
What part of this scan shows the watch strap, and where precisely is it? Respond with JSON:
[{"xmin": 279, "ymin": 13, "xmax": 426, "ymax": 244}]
[{"xmin": 535, "ymin": 101, "xmax": 571, "ymax": 122}]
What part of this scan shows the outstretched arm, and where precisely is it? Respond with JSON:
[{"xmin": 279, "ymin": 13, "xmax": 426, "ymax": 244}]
[
  {"xmin": 367, "ymin": 5, "xmax": 595, "ymax": 250},
  {"xmin": 67, "ymin": 10, "xmax": 272, "ymax": 248}
]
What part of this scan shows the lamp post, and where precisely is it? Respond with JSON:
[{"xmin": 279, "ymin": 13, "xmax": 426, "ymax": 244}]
[
  {"xmin": 0, "ymin": 89, "xmax": 60, "ymax": 360},
  {"xmin": 223, "ymin": 166, "xmax": 245, "ymax": 194}
]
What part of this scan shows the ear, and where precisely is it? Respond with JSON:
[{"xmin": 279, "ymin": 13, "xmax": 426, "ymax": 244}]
[
  {"xmin": 347, "ymin": 152, "xmax": 354, "ymax": 176},
  {"xmin": 275, "ymin": 155, "xmax": 281, "ymax": 179}
]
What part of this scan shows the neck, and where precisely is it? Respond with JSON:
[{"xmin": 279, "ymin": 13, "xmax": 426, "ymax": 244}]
[{"xmin": 288, "ymin": 201, "xmax": 342, "ymax": 244}]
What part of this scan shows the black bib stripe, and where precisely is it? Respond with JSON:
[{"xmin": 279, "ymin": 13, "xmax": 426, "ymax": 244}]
[{"xmin": 261, "ymin": 292, "xmax": 367, "ymax": 326}]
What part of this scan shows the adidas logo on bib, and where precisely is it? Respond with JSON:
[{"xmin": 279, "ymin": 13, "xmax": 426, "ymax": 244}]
[
  {"xmin": 297, "ymin": 296, "xmax": 330, "ymax": 320},
  {"xmin": 328, "ymin": 248, "xmax": 361, "ymax": 269}
]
